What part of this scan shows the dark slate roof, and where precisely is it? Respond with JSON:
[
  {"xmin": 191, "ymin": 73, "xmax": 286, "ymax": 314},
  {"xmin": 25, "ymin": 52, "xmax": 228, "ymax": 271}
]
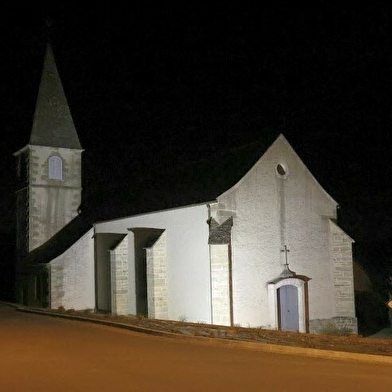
[
  {"xmin": 83, "ymin": 133, "xmax": 278, "ymax": 222},
  {"xmin": 27, "ymin": 215, "xmax": 92, "ymax": 265},
  {"xmin": 29, "ymin": 44, "xmax": 82, "ymax": 150}
]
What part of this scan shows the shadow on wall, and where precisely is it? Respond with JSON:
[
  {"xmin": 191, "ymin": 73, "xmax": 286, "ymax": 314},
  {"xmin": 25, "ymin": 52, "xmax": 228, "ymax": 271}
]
[
  {"xmin": 0, "ymin": 233, "xmax": 15, "ymax": 302},
  {"xmin": 353, "ymin": 260, "xmax": 390, "ymax": 336},
  {"xmin": 355, "ymin": 290, "xmax": 389, "ymax": 336}
]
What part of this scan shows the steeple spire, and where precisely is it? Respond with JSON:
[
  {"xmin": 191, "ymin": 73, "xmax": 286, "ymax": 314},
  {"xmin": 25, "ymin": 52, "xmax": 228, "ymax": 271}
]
[{"xmin": 29, "ymin": 44, "xmax": 82, "ymax": 149}]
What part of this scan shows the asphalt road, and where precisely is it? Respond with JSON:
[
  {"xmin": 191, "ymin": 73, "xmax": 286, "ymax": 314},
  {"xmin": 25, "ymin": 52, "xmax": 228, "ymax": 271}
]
[{"xmin": 1, "ymin": 304, "xmax": 391, "ymax": 392}]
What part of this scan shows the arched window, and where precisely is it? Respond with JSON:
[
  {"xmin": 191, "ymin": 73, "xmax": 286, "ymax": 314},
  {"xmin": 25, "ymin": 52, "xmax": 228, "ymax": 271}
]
[{"xmin": 48, "ymin": 156, "xmax": 63, "ymax": 180}]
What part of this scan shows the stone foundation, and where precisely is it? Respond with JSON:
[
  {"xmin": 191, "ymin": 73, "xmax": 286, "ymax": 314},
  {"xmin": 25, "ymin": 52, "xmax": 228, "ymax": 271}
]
[{"xmin": 309, "ymin": 317, "xmax": 358, "ymax": 335}]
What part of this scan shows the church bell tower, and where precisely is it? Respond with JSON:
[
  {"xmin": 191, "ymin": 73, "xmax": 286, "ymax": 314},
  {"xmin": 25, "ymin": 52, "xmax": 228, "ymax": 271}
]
[{"xmin": 14, "ymin": 44, "xmax": 83, "ymax": 305}]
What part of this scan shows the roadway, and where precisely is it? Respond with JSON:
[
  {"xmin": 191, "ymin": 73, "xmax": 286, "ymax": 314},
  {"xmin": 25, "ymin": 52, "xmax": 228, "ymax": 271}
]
[{"xmin": 1, "ymin": 304, "xmax": 391, "ymax": 391}]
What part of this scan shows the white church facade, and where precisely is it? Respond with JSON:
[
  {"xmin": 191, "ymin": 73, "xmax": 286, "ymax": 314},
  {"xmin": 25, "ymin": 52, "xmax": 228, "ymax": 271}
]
[{"xmin": 14, "ymin": 45, "xmax": 357, "ymax": 334}]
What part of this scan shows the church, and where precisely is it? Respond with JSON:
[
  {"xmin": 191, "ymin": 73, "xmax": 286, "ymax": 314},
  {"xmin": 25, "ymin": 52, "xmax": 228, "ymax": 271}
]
[{"xmin": 14, "ymin": 44, "xmax": 358, "ymax": 334}]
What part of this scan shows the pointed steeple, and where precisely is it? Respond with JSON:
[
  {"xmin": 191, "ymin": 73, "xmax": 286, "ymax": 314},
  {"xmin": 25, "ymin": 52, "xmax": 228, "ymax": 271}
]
[{"xmin": 30, "ymin": 44, "xmax": 82, "ymax": 149}]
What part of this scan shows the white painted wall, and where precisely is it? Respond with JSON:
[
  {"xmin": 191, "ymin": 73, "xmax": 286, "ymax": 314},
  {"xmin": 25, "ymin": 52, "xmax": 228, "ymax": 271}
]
[
  {"xmin": 50, "ymin": 228, "xmax": 95, "ymax": 310},
  {"xmin": 217, "ymin": 135, "xmax": 339, "ymax": 327},
  {"xmin": 92, "ymin": 135, "xmax": 354, "ymax": 331},
  {"xmin": 95, "ymin": 204, "xmax": 211, "ymax": 323}
]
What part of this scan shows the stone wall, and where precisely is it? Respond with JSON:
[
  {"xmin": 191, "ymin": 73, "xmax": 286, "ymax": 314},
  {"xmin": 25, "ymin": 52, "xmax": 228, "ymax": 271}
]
[
  {"xmin": 146, "ymin": 231, "xmax": 168, "ymax": 319},
  {"xmin": 309, "ymin": 317, "xmax": 358, "ymax": 334},
  {"xmin": 29, "ymin": 146, "xmax": 82, "ymax": 251},
  {"xmin": 330, "ymin": 220, "xmax": 357, "ymax": 333},
  {"xmin": 110, "ymin": 236, "xmax": 129, "ymax": 315},
  {"xmin": 306, "ymin": 221, "xmax": 358, "ymax": 334},
  {"xmin": 50, "ymin": 228, "xmax": 94, "ymax": 310},
  {"xmin": 210, "ymin": 244, "xmax": 230, "ymax": 326},
  {"xmin": 50, "ymin": 265, "xmax": 64, "ymax": 308}
]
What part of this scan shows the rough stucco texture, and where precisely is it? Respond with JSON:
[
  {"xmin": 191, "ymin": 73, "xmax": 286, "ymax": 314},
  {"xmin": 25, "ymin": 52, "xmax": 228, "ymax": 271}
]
[
  {"xmin": 50, "ymin": 228, "xmax": 95, "ymax": 310},
  {"xmin": 216, "ymin": 136, "xmax": 350, "ymax": 328}
]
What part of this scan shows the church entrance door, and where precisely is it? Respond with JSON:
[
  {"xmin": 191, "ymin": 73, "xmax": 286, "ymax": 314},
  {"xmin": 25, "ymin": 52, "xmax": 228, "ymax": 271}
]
[{"xmin": 278, "ymin": 285, "xmax": 299, "ymax": 331}]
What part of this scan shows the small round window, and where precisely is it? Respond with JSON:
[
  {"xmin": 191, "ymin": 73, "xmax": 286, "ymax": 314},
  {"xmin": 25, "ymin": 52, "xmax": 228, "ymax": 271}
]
[{"xmin": 276, "ymin": 163, "xmax": 287, "ymax": 177}]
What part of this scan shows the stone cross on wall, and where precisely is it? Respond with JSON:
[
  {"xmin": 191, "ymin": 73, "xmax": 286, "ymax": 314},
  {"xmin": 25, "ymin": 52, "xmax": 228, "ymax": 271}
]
[{"xmin": 281, "ymin": 244, "xmax": 290, "ymax": 267}]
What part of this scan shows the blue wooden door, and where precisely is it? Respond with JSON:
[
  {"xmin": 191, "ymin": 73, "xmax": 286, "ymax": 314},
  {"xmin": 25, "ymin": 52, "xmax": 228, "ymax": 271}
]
[{"xmin": 278, "ymin": 285, "xmax": 299, "ymax": 331}]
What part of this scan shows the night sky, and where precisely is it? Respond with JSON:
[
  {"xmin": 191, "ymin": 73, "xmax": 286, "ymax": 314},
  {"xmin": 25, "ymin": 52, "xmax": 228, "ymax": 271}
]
[{"xmin": 1, "ymin": 2, "xmax": 392, "ymax": 295}]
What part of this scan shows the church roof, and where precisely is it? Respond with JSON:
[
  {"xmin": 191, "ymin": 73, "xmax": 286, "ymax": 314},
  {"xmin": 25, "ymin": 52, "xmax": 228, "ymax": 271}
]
[
  {"xmin": 84, "ymin": 133, "xmax": 278, "ymax": 222},
  {"xmin": 27, "ymin": 215, "xmax": 92, "ymax": 265},
  {"xmin": 29, "ymin": 44, "xmax": 82, "ymax": 150}
]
